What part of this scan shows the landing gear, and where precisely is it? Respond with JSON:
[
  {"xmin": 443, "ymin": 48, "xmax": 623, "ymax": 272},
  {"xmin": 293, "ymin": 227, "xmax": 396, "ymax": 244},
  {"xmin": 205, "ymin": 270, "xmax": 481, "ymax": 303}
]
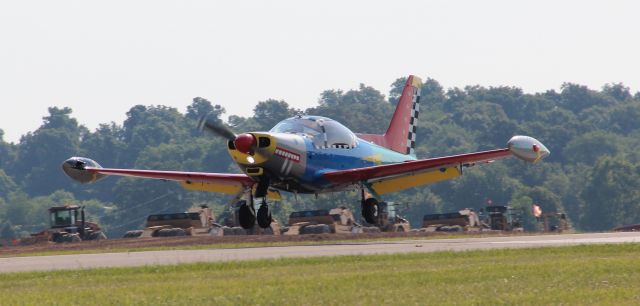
[
  {"xmin": 362, "ymin": 197, "xmax": 379, "ymax": 225},
  {"xmin": 238, "ymin": 194, "xmax": 272, "ymax": 229},
  {"xmin": 238, "ymin": 199, "xmax": 256, "ymax": 229},
  {"xmin": 360, "ymin": 188, "xmax": 379, "ymax": 225},
  {"xmin": 257, "ymin": 198, "xmax": 272, "ymax": 229}
]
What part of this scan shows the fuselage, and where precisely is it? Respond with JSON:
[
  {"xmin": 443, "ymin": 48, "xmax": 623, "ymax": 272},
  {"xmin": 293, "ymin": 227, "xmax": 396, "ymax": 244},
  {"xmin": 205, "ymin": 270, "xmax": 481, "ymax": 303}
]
[{"xmin": 227, "ymin": 116, "xmax": 416, "ymax": 194}]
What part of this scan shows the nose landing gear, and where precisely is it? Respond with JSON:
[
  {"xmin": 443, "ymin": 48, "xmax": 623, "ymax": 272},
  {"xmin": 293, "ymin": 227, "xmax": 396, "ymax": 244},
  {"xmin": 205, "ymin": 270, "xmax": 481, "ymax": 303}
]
[
  {"xmin": 238, "ymin": 193, "xmax": 273, "ymax": 229},
  {"xmin": 257, "ymin": 198, "xmax": 272, "ymax": 229},
  {"xmin": 238, "ymin": 199, "xmax": 256, "ymax": 229}
]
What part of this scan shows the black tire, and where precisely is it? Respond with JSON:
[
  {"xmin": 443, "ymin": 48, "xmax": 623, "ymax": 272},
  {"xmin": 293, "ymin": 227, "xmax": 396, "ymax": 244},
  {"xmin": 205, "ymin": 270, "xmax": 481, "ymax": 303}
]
[
  {"xmin": 257, "ymin": 204, "xmax": 272, "ymax": 229},
  {"xmin": 318, "ymin": 224, "xmax": 331, "ymax": 234},
  {"xmin": 238, "ymin": 202, "xmax": 256, "ymax": 229},
  {"xmin": 123, "ymin": 230, "xmax": 143, "ymax": 238},
  {"xmin": 52, "ymin": 233, "xmax": 65, "ymax": 243},
  {"xmin": 300, "ymin": 225, "xmax": 314, "ymax": 235},
  {"xmin": 156, "ymin": 228, "xmax": 186, "ymax": 237},
  {"xmin": 362, "ymin": 198, "xmax": 379, "ymax": 225}
]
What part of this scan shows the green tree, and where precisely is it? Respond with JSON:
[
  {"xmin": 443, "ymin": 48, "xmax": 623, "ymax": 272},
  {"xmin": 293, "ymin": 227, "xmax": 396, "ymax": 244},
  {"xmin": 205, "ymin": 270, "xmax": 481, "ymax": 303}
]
[
  {"xmin": 14, "ymin": 107, "xmax": 86, "ymax": 196},
  {"xmin": 253, "ymin": 99, "xmax": 297, "ymax": 130},
  {"xmin": 121, "ymin": 105, "xmax": 190, "ymax": 167},
  {"xmin": 306, "ymin": 84, "xmax": 393, "ymax": 133},
  {"xmin": 580, "ymin": 156, "xmax": 640, "ymax": 231}
]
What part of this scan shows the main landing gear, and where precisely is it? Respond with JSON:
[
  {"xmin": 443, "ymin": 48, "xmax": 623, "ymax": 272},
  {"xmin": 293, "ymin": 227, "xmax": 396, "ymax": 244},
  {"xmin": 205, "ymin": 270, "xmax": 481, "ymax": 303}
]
[
  {"xmin": 361, "ymin": 188, "xmax": 379, "ymax": 225},
  {"xmin": 237, "ymin": 194, "xmax": 272, "ymax": 230}
]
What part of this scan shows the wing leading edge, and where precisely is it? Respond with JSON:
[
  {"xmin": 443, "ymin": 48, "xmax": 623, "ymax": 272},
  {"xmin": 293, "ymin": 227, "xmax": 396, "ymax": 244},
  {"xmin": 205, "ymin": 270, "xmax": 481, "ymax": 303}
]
[{"xmin": 62, "ymin": 157, "xmax": 255, "ymax": 195}]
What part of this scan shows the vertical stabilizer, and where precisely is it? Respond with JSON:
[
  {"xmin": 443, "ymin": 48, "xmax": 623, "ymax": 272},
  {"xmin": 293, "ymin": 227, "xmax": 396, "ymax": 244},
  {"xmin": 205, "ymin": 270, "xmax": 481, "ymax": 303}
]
[{"xmin": 357, "ymin": 75, "xmax": 422, "ymax": 156}]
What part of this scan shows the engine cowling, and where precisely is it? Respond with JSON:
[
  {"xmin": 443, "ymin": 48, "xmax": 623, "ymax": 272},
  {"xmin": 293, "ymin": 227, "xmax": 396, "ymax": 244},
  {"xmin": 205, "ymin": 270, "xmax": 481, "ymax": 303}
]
[
  {"xmin": 507, "ymin": 136, "xmax": 550, "ymax": 163},
  {"xmin": 61, "ymin": 157, "xmax": 106, "ymax": 184}
]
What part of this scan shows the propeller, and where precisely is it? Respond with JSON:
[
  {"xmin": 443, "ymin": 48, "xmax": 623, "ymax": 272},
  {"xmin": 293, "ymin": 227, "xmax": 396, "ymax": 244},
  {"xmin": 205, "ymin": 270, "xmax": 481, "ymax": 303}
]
[
  {"xmin": 197, "ymin": 113, "xmax": 236, "ymax": 141},
  {"xmin": 197, "ymin": 113, "xmax": 257, "ymax": 156}
]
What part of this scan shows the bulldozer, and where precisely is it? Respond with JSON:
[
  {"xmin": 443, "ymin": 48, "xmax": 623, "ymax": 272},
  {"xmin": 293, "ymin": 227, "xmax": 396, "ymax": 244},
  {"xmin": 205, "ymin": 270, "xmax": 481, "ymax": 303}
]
[
  {"xmin": 422, "ymin": 208, "xmax": 482, "ymax": 232},
  {"xmin": 123, "ymin": 205, "xmax": 218, "ymax": 238},
  {"xmin": 22, "ymin": 205, "xmax": 107, "ymax": 244},
  {"xmin": 479, "ymin": 205, "xmax": 524, "ymax": 232}
]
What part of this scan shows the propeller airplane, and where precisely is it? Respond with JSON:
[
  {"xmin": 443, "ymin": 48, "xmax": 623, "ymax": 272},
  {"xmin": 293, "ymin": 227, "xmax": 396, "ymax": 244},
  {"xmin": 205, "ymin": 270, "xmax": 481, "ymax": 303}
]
[{"xmin": 62, "ymin": 75, "xmax": 550, "ymax": 229}]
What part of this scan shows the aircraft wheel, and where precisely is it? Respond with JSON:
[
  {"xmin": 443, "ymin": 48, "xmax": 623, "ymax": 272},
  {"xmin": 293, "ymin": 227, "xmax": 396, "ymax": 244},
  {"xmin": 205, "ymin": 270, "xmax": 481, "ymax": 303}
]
[
  {"xmin": 257, "ymin": 202, "xmax": 272, "ymax": 229},
  {"xmin": 362, "ymin": 198, "xmax": 379, "ymax": 225},
  {"xmin": 239, "ymin": 202, "xmax": 256, "ymax": 229}
]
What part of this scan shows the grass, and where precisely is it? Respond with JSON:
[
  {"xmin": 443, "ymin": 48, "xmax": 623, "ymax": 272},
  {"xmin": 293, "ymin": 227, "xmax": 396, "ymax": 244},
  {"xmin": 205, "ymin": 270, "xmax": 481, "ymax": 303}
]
[{"xmin": 1, "ymin": 244, "xmax": 639, "ymax": 305}]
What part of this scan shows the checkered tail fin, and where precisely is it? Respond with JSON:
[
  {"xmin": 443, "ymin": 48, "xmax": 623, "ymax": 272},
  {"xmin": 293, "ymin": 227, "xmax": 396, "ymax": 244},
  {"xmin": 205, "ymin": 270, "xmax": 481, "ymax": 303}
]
[{"xmin": 384, "ymin": 75, "xmax": 422, "ymax": 156}]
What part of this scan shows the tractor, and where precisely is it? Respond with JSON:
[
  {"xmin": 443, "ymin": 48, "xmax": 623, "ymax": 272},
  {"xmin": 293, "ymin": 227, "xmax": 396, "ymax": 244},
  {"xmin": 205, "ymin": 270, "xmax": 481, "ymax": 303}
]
[{"xmin": 23, "ymin": 205, "xmax": 106, "ymax": 244}]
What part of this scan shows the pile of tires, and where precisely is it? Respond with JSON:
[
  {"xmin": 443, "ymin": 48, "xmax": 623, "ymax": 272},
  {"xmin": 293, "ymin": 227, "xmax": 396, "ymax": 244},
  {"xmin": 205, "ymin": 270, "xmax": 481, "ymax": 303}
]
[
  {"xmin": 154, "ymin": 228, "xmax": 187, "ymax": 237},
  {"xmin": 222, "ymin": 227, "xmax": 247, "ymax": 236},
  {"xmin": 300, "ymin": 224, "xmax": 331, "ymax": 235},
  {"xmin": 437, "ymin": 225, "xmax": 464, "ymax": 232},
  {"xmin": 122, "ymin": 230, "xmax": 143, "ymax": 238}
]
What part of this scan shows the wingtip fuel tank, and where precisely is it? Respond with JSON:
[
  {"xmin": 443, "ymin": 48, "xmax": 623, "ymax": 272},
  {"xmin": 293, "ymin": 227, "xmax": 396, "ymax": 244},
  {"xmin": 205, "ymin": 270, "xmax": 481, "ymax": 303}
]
[
  {"xmin": 507, "ymin": 136, "xmax": 550, "ymax": 163},
  {"xmin": 61, "ymin": 157, "xmax": 106, "ymax": 184}
]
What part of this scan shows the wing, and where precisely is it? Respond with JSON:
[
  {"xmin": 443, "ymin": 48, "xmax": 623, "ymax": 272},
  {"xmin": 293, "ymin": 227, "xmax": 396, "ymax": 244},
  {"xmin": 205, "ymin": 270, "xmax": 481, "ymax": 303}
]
[
  {"xmin": 322, "ymin": 149, "xmax": 512, "ymax": 195},
  {"xmin": 323, "ymin": 135, "xmax": 551, "ymax": 195},
  {"xmin": 62, "ymin": 157, "xmax": 255, "ymax": 195}
]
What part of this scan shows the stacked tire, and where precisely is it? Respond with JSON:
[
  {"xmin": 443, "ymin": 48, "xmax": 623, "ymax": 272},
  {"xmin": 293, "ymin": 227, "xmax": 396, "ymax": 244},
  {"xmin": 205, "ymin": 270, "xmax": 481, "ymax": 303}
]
[
  {"xmin": 300, "ymin": 224, "xmax": 331, "ymax": 235},
  {"xmin": 154, "ymin": 228, "xmax": 187, "ymax": 237}
]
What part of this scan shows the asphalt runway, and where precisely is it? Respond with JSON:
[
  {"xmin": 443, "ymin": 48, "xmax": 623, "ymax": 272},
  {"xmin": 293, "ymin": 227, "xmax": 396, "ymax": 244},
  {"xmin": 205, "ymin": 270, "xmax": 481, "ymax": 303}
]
[{"xmin": 1, "ymin": 232, "xmax": 639, "ymax": 273}]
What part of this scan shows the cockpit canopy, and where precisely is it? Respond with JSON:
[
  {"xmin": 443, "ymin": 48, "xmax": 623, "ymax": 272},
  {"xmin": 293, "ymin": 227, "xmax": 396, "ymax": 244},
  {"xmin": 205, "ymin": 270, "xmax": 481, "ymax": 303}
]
[{"xmin": 270, "ymin": 116, "xmax": 357, "ymax": 149}]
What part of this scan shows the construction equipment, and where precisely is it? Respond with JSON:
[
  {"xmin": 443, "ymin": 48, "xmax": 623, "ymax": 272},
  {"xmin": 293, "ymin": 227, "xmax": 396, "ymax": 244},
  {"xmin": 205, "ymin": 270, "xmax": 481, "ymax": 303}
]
[
  {"xmin": 285, "ymin": 207, "xmax": 360, "ymax": 235},
  {"xmin": 422, "ymin": 208, "xmax": 481, "ymax": 232},
  {"xmin": 22, "ymin": 205, "xmax": 107, "ymax": 244},
  {"xmin": 479, "ymin": 205, "xmax": 523, "ymax": 232},
  {"xmin": 539, "ymin": 212, "xmax": 569, "ymax": 232},
  {"xmin": 362, "ymin": 201, "xmax": 411, "ymax": 232},
  {"xmin": 123, "ymin": 205, "xmax": 217, "ymax": 238}
]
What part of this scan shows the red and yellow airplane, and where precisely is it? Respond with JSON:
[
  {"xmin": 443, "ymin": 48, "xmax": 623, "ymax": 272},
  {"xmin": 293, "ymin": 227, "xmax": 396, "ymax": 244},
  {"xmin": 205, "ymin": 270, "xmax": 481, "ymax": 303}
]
[{"xmin": 63, "ymin": 76, "xmax": 549, "ymax": 229}]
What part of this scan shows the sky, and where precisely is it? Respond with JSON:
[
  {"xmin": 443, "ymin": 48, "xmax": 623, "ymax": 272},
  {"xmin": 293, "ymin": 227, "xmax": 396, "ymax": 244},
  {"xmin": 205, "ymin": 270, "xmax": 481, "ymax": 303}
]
[{"xmin": 0, "ymin": 0, "xmax": 638, "ymax": 143}]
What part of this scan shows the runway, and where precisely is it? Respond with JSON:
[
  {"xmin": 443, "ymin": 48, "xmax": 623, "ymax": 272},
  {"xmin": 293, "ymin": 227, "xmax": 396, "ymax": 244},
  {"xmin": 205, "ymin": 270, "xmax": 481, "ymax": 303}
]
[{"xmin": 1, "ymin": 232, "xmax": 639, "ymax": 273}]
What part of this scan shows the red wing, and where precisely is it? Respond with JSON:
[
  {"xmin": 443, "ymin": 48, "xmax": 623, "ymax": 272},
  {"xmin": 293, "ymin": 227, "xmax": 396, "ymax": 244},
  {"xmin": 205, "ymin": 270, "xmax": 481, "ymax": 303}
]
[
  {"xmin": 85, "ymin": 167, "xmax": 255, "ymax": 186},
  {"xmin": 322, "ymin": 148, "xmax": 511, "ymax": 185}
]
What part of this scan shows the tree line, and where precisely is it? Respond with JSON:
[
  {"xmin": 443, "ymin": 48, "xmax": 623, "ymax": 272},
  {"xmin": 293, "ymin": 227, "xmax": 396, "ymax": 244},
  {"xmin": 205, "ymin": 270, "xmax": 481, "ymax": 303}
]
[{"xmin": 1, "ymin": 78, "xmax": 640, "ymax": 238}]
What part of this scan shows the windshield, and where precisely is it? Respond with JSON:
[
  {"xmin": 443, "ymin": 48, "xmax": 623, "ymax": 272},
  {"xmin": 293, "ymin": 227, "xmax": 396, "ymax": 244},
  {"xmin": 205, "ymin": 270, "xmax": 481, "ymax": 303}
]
[
  {"xmin": 50, "ymin": 209, "xmax": 75, "ymax": 227},
  {"xmin": 271, "ymin": 116, "xmax": 357, "ymax": 149},
  {"xmin": 270, "ymin": 118, "xmax": 322, "ymax": 136}
]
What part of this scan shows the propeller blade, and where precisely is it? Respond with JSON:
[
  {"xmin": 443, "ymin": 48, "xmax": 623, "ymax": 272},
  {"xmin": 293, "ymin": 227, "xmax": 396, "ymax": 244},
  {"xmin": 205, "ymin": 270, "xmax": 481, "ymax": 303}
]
[{"xmin": 197, "ymin": 114, "xmax": 236, "ymax": 141}]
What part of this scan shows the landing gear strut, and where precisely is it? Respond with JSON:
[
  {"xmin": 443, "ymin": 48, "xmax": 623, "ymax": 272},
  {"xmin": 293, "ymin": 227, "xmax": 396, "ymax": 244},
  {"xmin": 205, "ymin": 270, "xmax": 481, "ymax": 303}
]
[{"xmin": 257, "ymin": 198, "xmax": 272, "ymax": 229}]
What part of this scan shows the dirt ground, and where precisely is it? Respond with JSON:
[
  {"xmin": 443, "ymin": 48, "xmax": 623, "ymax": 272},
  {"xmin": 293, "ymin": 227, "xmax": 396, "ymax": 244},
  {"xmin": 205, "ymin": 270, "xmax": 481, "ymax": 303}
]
[{"xmin": 0, "ymin": 231, "xmax": 506, "ymax": 256}]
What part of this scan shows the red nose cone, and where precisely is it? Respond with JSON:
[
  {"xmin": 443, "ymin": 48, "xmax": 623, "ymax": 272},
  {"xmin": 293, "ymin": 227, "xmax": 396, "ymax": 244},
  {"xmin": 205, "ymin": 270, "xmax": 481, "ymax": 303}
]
[{"xmin": 234, "ymin": 133, "xmax": 256, "ymax": 154}]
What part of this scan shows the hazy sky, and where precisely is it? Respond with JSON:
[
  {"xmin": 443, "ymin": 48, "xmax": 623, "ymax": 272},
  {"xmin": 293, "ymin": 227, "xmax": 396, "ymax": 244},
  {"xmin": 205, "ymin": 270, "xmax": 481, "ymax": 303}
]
[{"xmin": 1, "ymin": 1, "xmax": 638, "ymax": 143}]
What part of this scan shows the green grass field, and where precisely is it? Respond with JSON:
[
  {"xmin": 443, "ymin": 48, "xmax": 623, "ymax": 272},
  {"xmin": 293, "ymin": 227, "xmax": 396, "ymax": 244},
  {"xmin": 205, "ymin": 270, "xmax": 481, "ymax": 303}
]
[{"xmin": 1, "ymin": 244, "xmax": 639, "ymax": 305}]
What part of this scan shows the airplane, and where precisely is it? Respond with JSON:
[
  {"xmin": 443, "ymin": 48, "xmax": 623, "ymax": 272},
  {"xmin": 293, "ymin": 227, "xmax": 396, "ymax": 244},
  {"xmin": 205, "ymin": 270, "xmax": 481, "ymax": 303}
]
[{"xmin": 62, "ymin": 75, "xmax": 550, "ymax": 229}]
